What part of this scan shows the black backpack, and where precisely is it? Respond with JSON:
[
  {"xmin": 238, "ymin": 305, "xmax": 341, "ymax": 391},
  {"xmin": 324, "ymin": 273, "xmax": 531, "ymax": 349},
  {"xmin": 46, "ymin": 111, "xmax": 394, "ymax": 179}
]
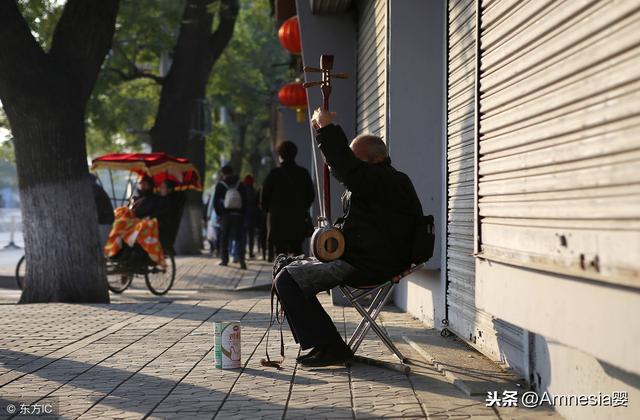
[{"xmin": 411, "ymin": 215, "xmax": 435, "ymax": 264}]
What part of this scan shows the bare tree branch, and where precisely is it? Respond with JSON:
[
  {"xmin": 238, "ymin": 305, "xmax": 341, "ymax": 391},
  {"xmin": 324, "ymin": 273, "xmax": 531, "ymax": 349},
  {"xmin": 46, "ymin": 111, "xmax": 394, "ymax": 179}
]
[
  {"xmin": 106, "ymin": 67, "xmax": 165, "ymax": 84},
  {"xmin": 108, "ymin": 41, "xmax": 165, "ymax": 84},
  {"xmin": 208, "ymin": 0, "xmax": 239, "ymax": 61}
]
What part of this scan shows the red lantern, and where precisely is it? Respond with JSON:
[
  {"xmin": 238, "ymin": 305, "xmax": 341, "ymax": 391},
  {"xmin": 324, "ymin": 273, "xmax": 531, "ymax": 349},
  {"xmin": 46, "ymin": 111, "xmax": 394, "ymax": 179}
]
[
  {"xmin": 278, "ymin": 82, "xmax": 307, "ymax": 123},
  {"xmin": 278, "ymin": 16, "xmax": 301, "ymax": 55}
]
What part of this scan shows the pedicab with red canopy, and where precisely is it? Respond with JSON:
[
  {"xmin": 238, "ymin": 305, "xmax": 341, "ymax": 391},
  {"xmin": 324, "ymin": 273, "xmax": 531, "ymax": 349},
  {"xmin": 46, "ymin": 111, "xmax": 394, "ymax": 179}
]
[{"xmin": 91, "ymin": 152, "xmax": 202, "ymax": 295}]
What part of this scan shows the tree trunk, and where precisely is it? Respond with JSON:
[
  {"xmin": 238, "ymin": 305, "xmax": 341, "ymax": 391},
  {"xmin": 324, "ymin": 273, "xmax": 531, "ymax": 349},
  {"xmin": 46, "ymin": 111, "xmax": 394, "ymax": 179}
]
[
  {"xmin": 230, "ymin": 120, "xmax": 248, "ymax": 172},
  {"xmin": 0, "ymin": 0, "xmax": 119, "ymax": 303},
  {"xmin": 249, "ymin": 150, "xmax": 261, "ymax": 179},
  {"xmin": 174, "ymin": 133, "xmax": 207, "ymax": 255},
  {"xmin": 149, "ymin": 0, "xmax": 239, "ymax": 255},
  {"xmin": 14, "ymin": 110, "xmax": 108, "ymax": 303}
]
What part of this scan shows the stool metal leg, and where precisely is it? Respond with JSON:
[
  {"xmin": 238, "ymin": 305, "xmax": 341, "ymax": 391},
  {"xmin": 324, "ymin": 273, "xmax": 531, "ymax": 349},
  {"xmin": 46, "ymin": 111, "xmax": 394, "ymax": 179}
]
[
  {"xmin": 352, "ymin": 286, "xmax": 389, "ymax": 351},
  {"xmin": 342, "ymin": 283, "xmax": 406, "ymax": 361},
  {"xmin": 344, "ymin": 284, "xmax": 385, "ymax": 349},
  {"xmin": 350, "ymin": 286, "xmax": 406, "ymax": 362},
  {"xmin": 345, "ymin": 285, "xmax": 388, "ymax": 351},
  {"xmin": 338, "ymin": 265, "xmax": 425, "ymax": 364}
]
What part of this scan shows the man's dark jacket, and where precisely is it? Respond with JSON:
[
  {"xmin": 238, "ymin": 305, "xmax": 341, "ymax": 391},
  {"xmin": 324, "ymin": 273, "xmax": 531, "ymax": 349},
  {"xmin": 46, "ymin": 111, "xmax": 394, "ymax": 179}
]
[
  {"xmin": 243, "ymin": 184, "xmax": 260, "ymax": 228},
  {"xmin": 316, "ymin": 124, "xmax": 423, "ymax": 284},
  {"xmin": 261, "ymin": 160, "xmax": 315, "ymax": 244}
]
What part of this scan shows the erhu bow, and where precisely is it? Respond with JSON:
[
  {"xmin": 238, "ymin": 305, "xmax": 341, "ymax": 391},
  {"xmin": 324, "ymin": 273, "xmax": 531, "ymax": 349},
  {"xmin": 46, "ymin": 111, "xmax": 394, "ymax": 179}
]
[{"xmin": 303, "ymin": 55, "xmax": 348, "ymax": 262}]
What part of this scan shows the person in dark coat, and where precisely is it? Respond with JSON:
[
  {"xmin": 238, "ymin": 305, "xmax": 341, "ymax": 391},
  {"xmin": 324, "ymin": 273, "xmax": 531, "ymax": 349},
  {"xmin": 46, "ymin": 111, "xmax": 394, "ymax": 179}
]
[
  {"xmin": 213, "ymin": 165, "xmax": 247, "ymax": 269},
  {"xmin": 261, "ymin": 141, "xmax": 315, "ymax": 258},
  {"xmin": 256, "ymin": 205, "xmax": 268, "ymax": 260},
  {"xmin": 273, "ymin": 108, "xmax": 424, "ymax": 367},
  {"xmin": 130, "ymin": 176, "xmax": 157, "ymax": 219},
  {"xmin": 125, "ymin": 178, "xmax": 185, "ymax": 263},
  {"xmin": 242, "ymin": 174, "xmax": 259, "ymax": 259},
  {"xmin": 90, "ymin": 173, "xmax": 114, "ymax": 246},
  {"xmin": 155, "ymin": 180, "xmax": 186, "ymax": 253}
]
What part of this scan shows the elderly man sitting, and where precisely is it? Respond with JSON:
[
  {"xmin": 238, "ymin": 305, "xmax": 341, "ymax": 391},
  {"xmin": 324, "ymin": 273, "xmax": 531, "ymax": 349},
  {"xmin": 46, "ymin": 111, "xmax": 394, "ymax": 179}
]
[{"xmin": 273, "ymin": 108, "xmax": 424, "ymax": 367}]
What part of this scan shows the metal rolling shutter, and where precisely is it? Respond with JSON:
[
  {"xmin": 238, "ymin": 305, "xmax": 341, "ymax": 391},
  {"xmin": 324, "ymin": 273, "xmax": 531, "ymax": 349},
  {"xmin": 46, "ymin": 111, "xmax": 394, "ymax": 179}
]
[
  {"xmin": 478, "ymin": 0, "xmax": 640, "ymax": 288},
  {"xmin": 446, "ymin": 0, "xmax": 525, "ymax": 370},
  {"xmin": 356, "ymin": 0, "xmax": 387, "ymax": 138}
]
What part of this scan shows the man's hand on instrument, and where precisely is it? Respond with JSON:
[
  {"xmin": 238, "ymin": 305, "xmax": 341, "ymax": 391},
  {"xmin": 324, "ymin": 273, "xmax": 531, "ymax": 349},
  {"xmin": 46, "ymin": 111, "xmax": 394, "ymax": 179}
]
[{"xmin": 311, "ymin": 108, "xmax": 336, "ymax": 130}]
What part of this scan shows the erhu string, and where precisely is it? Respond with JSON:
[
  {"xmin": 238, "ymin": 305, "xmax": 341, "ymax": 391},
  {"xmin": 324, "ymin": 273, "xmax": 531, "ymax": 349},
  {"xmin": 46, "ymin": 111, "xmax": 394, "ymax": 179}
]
[{"xmin": 309, "ymin": 126, "xmax": 325, "ymax": 220}]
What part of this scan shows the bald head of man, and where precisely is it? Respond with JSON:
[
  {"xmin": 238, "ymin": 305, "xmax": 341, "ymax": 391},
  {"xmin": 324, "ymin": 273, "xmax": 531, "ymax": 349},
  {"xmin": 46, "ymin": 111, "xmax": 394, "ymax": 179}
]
[{"xmin": 350, "ymin": 134, "xmax": 388, "ymax": 164}]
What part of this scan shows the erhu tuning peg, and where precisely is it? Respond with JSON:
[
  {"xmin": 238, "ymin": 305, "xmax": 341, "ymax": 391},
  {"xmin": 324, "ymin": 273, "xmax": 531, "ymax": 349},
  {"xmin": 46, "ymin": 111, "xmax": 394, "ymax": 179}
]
[{"xmin": 302, "ymin": 81, "xmax": 323, "ymax": 89}]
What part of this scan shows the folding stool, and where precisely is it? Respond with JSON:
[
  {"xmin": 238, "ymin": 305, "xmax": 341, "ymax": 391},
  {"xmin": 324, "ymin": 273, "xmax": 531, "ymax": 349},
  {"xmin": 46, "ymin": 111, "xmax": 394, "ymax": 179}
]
[{"xmin": 339, "ymin": 263, "xmax": 425, "ymax": 363}]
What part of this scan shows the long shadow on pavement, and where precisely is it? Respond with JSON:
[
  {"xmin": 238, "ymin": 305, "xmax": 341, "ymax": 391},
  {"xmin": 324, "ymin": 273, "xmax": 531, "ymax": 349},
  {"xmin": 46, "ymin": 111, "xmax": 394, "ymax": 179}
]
[{"xmin": 0, "ymin": 347, "xmax": 331, "ymax": 418}]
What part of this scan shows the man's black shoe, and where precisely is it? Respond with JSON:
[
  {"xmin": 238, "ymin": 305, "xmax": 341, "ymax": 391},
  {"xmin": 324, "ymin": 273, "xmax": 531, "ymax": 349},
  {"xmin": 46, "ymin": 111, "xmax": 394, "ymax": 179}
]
[
  {"xmin": 219, "ymin": 261, "xmax": 228, "ymax": 267},
  {"xmin": 299, "ymin": 342, "xmax": 353, "ymax": 367},
  {"xmin": 296, "ymin": 347, "xmax": 320, "ymax": 363},
  {"xmin": 239, "ymin": 261, "xmax": 247, "ymax": 270}
]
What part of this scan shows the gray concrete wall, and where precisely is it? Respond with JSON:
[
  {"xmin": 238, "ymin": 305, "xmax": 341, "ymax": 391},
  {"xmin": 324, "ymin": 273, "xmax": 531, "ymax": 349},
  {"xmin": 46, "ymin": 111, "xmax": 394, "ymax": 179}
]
[
  {"xmin": 477, "ymin": 259, "xmax": 640, "ymax": 378},
  {"xmin": 477, "ymin": 259, "xmax": 640, "ymax": 418},
  {"xmin": 295, "ymin": 0, "xmax": 357, "ymax": 221},
  {"xmin": 533, "ymin": 333, "xmax": 640, "ymax": 420},
  {"xmin": 387, "ymin": 0, "xmax": 447, "ymax": 327},
  {"xmin": 393, "ymin": 269, "xmax": 444, "ymax": 328},
  {"xmin": 278, "ymin": 107, "xmax": 313, "ymax": 176}
]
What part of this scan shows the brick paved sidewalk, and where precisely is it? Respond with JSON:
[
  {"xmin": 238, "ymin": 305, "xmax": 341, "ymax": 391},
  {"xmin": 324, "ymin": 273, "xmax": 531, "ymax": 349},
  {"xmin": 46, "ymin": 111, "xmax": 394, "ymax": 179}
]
[{"xmin": 0, "ymin": 259, "xmax": 563, "ymax": 419}]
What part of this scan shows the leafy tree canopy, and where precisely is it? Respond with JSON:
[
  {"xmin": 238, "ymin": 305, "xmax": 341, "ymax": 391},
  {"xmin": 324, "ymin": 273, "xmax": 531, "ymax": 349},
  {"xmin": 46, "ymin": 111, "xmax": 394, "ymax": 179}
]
[
  {"xmin": 206, "ymin": 0, "xmax": 291, "ymax": 187},
  {"xmin": 4, "ymin": 0, "xmax": 290, "ymax": 188}
]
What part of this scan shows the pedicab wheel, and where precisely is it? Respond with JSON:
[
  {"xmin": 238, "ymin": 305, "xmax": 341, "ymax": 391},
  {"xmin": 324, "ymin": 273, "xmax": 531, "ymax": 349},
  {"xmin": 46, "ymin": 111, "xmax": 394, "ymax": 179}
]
[
  {"xmin": 106, "ymin": 262, "xmax": 133, "ymax": 294},
  {"xmin": 107, "ymin": 273, "xmax": 133, "ymax": 293},
  {"xmin": 15, "ymin": 255, "xmax": 25, "ymax": 290},
  {"xmin": 145, "ymin": 254, "xmax": 175, "ymax": 296}
]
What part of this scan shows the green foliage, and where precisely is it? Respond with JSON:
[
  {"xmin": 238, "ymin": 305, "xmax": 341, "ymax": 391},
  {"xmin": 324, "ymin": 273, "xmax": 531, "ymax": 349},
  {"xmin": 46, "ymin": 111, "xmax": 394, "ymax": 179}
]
[
  {"xmin": 203, "ymin": 120, "xmax": 233, "ymax": 189},
  {"xmin": 0, "ymin": 160, "xmax": 17, "ymax": 189},
  {"xmin": 87, "ymin": 0, "xmax": 185, "ymax": 154},
  {"xmin": 0, "ymin": 109, "xmax": 17, "ymax": 188},
  {"xmin": 16, "ymin": 0, "xmax": 63, "ymax": 51},
  {"xmin": 0, "ymin": 109, "xmax": 15, "ymax": 163},
  {"xmin": 210, "ymin": 0, "xmax": 283, "ymax": 115},
  {"xmin": 207, "ymin": 0, "xmax": 290, "ymax": 182},
  {"xmin": 87, "ymin": 77, "xmax": 159, "ymax": 155},
  {"xmin": 7, "ymin": 0, "xmax": 289, "ymax": 184}
]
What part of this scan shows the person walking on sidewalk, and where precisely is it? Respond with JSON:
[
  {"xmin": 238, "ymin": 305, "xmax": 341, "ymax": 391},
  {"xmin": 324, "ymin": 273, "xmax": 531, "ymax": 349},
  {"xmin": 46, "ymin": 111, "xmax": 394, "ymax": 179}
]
[
  {"xmin": 261, "ymin": 141, "xmax": 315, "ymax": 258},
  {"xmin": 242, "ymin": 174, "xmax": 259, "ymax": 259},
  {"xmin": 213, "ymin": 165, "xmax": 247, "ymax": 270}
]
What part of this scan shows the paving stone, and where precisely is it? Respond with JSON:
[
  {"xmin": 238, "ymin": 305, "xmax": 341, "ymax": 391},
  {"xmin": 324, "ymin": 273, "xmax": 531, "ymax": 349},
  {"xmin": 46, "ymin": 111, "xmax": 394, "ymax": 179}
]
[{"xmin": 0, "ymin": 258, "xmax": 565, "ymax": 419}]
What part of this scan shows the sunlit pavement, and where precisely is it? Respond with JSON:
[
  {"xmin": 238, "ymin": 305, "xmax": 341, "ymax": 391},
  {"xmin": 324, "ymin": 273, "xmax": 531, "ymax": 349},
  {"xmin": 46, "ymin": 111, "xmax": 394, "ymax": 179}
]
[{"xmin": 0, "ymin": 258, "xmax": 563, "ymax": 419}]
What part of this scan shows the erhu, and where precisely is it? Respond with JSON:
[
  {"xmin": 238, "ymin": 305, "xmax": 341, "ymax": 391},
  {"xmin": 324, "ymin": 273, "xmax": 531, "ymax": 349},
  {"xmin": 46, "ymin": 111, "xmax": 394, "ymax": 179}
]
[{"xmin": 303, "ymin": 55, "xmax": 348, "ymax": 262}]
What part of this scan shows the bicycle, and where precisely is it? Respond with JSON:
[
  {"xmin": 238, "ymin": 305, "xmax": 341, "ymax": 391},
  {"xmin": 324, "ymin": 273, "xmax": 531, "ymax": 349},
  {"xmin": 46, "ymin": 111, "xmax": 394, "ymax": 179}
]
[{"xmin": 16, "ymin": 252, "xmax": 176, "ymax": 296}]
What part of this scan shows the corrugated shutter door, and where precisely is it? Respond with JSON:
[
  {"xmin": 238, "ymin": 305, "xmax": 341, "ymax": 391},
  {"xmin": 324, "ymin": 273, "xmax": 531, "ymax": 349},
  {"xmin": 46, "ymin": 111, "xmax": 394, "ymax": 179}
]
[
  {"xmin": 478, "ymin": 0, "xmax": 640, "ymax": 288},
  {"xmin": 446, "ymin": 0, "xmax": 525, "ymax": 371},
  {"xmin": 356, "ymin": 0, "xmax": 387, "ymax": 138}
]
